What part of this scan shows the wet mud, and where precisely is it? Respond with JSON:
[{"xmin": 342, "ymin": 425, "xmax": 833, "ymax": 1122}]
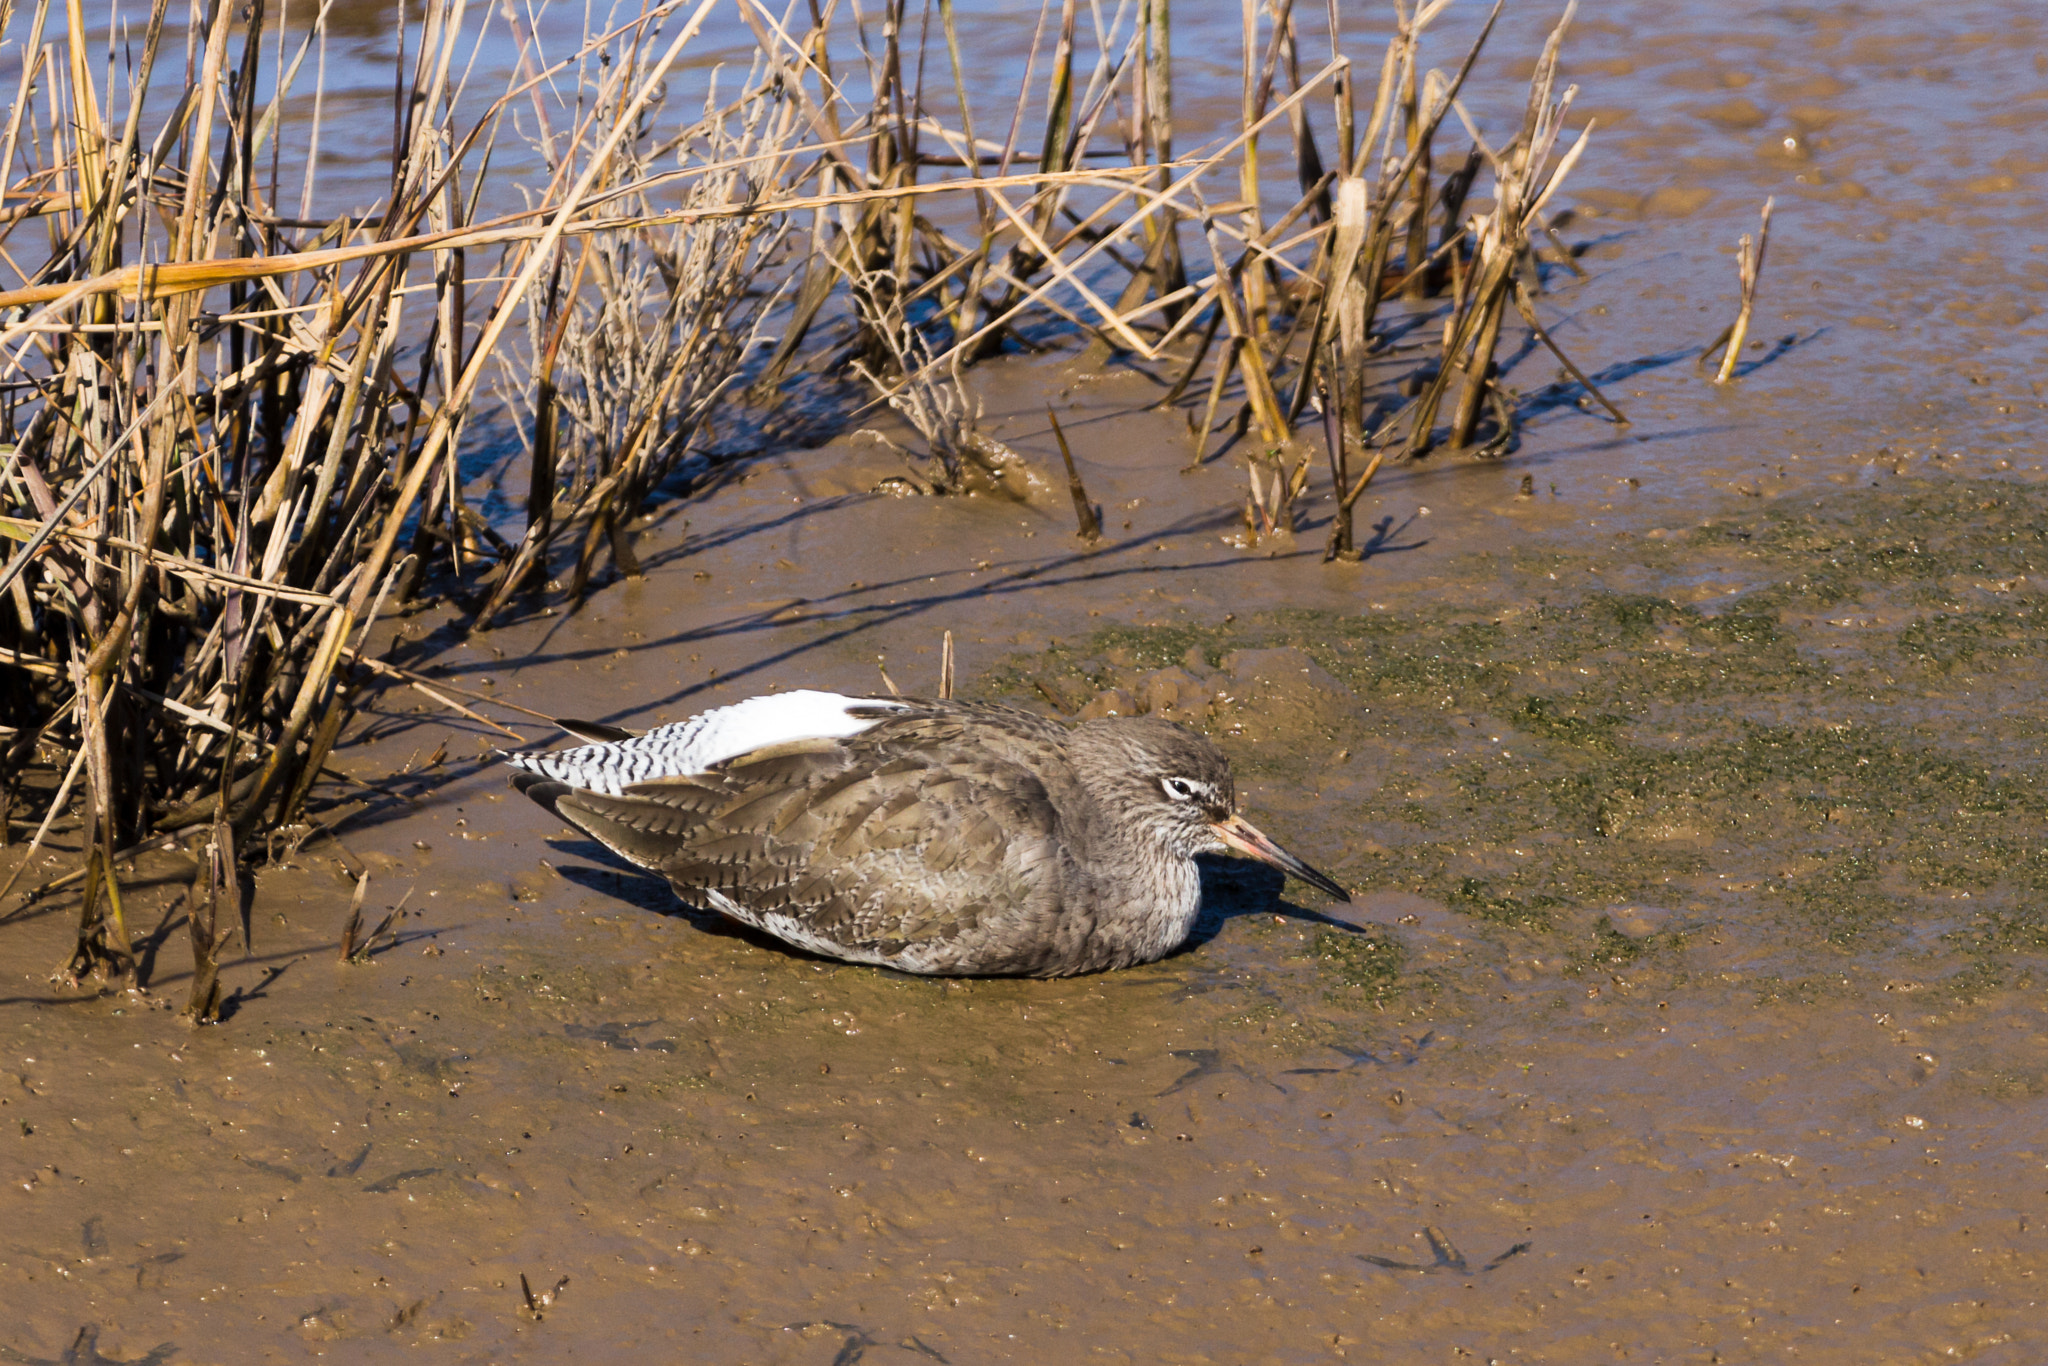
[{"xmin": 7, "ymin": 0, "xmax": 2048, "ymax": 1360}]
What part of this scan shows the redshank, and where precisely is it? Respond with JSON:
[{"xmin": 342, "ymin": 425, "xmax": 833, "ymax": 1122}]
[{"xmin": 506, "ymin": 691, "xmax": 1347, "ymax": 977}]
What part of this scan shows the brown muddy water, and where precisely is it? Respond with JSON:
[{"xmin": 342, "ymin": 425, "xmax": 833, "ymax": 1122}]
[{"xmin": 6, "ymin": 1, "xmax": 2048, "ymax": 1361}]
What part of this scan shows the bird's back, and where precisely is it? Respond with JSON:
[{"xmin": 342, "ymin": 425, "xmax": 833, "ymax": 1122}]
[{"xmin": 511, "ymin": 697, "xmax": 1124, "ymax": 974}]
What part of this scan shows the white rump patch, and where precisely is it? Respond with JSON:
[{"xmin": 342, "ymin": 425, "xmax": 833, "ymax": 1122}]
[{"xmin": 507, "ymin": 690, "xmax": 904, "ymax": 795}]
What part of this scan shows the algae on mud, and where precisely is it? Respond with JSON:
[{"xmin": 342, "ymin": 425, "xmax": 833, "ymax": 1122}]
[
  {"xmin": 6, "ymin": 470, "xmax": 2048, "ymax": 1361},
  {"xmin": 989, "ymin": 475, "xmax": 2048, "ymax": 1002}
]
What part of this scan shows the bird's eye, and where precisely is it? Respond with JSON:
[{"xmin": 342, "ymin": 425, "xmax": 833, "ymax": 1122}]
[{"xmin": 1160, "ymin": 777, "xmax": 1196, "ymax": 802}]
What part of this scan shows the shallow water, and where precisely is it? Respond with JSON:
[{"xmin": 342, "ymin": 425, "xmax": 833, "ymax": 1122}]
[{"xmin": 6, "ymin": 0, "xmax": 2048, "ymax": 1360}]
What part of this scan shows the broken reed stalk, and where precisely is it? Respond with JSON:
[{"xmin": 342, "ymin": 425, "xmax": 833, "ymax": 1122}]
[
  {"xmin": 184, "ymin": 822, "xmax": 237, "ymax": 1023},
  {"xmin": 1399, "ymin": 16, "xmax": 1433, "ymax": 305},
  {"xmin": 338, "ymin": 879, "xmax": 410, "ymax": 965},
  {"xmin": 1703, "ymin": 196, "xmax": 1774, "ymax": 384},
  {"xmin": 1045, "ymin": 408, "xmax": 1103, "ymax": 542},
  {"xmin": 0, "ymin": 0, "xmax": 1641, "ymax": 1008},
  {"xmin": 938, "ymin": 631, "xmax": 956, "ymax": 700},
  {"xmin": 335, "ymin": 874, "xmax": 372, "ymax": 963},
  {"xmin": 1319, "ymin": 356, "xmax": 1381, "ymax": 562}
]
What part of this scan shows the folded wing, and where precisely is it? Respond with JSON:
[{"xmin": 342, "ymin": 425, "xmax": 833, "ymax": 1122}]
[{"xmin": 525, "ymin": 703, "xmax": 1072, "ymax": 969}]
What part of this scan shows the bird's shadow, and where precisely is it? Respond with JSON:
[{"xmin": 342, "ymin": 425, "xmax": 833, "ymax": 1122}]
[
  {"xmin": 547, "ymin": 842, "xmax": 1361, "ymax": 972},
  {"xmin": 549, "ymin": 845, "xmax": 683, "ymax": 916},
  {"xmin": 1182, "ymin": 854, "xmax": 1362, "ymax": 951},
  {"xmin": 547, "ymin": 842, "xmax": 865, "ymax": 965}
]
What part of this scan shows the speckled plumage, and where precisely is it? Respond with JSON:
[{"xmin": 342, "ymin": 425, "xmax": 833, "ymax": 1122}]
[{"xmin": 506, "ymin": 693, "xmax": 1346, "ymax": 977}]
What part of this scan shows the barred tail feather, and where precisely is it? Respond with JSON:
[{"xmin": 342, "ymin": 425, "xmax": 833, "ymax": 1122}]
[{"xmin": 503, "ymin": 690, "xmax": 904, "ymax": 796}]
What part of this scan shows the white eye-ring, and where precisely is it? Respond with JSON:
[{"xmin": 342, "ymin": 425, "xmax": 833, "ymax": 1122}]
[{"xmin": 1160, "ymin": 777, "xmax": 1198, "ymax": 802}]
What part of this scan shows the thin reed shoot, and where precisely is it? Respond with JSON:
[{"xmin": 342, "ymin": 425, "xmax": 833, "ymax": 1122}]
[{"xmin": 1701, "ymin": 196, "xmax": 1775, "ymax": 384}]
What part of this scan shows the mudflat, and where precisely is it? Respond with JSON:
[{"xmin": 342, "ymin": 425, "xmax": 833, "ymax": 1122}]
[{"xmin": 4, "ymin": 0, "xmax": 2047, "ymax": 1360}]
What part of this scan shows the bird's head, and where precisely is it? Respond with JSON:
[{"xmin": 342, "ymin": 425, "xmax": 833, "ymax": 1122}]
[{"xmin": 1071, "ymin": 716, "xmax": 1348, "ymax": 902}]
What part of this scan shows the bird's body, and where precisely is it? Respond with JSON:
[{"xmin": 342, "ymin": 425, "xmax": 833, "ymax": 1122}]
[{"xmin": 506, "ymin": 690, "xmax": 1345, "ymax": 977}]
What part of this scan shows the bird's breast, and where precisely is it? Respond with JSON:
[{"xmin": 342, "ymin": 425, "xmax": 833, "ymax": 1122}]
[{"xmin": 1052, "ymin": 847, "xmax": 1203, "ymax": 973}]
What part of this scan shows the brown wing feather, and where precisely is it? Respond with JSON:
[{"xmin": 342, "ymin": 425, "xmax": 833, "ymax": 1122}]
[
  {"xmin": 664, "ymin": 749, "xmax": 1058, "ymax": 954},
  {"xmin": 547, "ymin": 700, "xmax": 1076, "ymax": 968},
  {"xmin": 553, "ymin": 779, "xmax": 724, "ymax": 868}
]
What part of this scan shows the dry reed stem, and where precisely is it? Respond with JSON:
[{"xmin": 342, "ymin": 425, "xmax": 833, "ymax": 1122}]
[
  {"xmin": 1403, "ymin": 1, "xmax": 1582, "ymax": 456},
  {"xmin": 0, "ymin": 163, "xmax": 1168, "ymax": 315},
  {"xmin": 1704, "ymin": 196, "xmax": 1773, "ymax": 384},
  {"xmin": 1045, "ymin": 406, "xmax": 1102, "ymax": 541}
]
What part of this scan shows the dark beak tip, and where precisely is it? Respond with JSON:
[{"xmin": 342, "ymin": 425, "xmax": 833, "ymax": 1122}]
[{"xmin": 1306, "ymin": 875, "xmax": 1351, "ymax": 904}]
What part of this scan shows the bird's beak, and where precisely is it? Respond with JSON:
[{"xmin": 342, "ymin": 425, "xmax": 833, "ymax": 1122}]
[{"xmin": 1210, "ymin": 814, "xmax": 1350, "ymax": 903}]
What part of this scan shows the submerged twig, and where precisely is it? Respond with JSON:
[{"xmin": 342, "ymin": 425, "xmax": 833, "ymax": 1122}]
[{"xmin": 519, "ymin": 1273, "xmax": 570, "ymax": 1320}]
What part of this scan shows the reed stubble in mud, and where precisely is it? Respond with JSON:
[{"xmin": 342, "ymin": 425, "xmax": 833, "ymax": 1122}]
[
  {"xmin": 482, "ymin": 57, "xmax": 799, "ymax": 620},
  {"xmin": 1045, "ymin": 407, "xmax": 1103, "ymax": 542},
  {"xmin": 1700, "ymin": 197, "xmax": 1775, "ymax": 385},
  {"xmin": 0, "ymin": 0, "xmax": 793, "ymax": 999},
  {"xmin": 336, "ymin": 875, "xmax": 408, "ymax": 967},
  {"xmin": 1318, "ymin": 359, "xmax": 1383, "ymax": 561},
  {"xmin": 1396, "ymin": 1, "xmax": 1621, "ymax": 457},
  {"xmin": 1, "ymin": 0, "xmax": 1642, "ymax": 1009}
]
